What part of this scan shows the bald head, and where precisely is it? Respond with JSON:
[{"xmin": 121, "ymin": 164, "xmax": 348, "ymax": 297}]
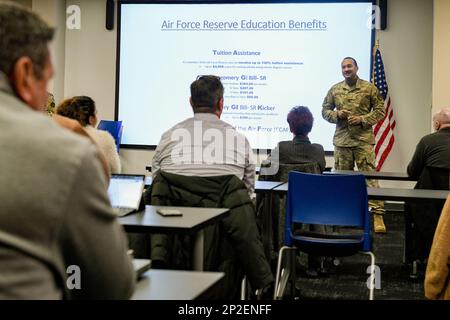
[{"xmin": 433, "ymin": 108, "xmax": 450, "ymax": 131}]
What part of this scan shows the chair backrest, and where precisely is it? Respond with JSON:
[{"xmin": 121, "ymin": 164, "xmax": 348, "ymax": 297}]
[
  {"xmin": 146, "ymin": 171, "xmax": 267, "ymax": 299},
  {"xmin": 406, "ymin": 166, "xmax": 449, "ymax": 262},
  {"xmin": 260, "ymin": 162, "xmax": 321, "ymax": 182},
  {"xmin": 97, "ymin": 120, "xmax": 123, "ymax": 152},
  {"xmin": 285, "ymin": 171, "xmax": 371, "ymax": 250},
  {"xmin": 415, "ymin": 166, "xmax": 450, "ymax": 191},
  {"xmin": 257, "ymin": 162, "xmax": 322, "ymax": 253}
]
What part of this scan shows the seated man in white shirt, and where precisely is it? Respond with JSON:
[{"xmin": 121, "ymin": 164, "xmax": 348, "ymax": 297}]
[
  {"xmin": 152, "ymin": 75, "xmax": 255, "ymax": 195},
  {"xmin": 149, "ymin": 76, "xmax": 273, "ymax": 299}
]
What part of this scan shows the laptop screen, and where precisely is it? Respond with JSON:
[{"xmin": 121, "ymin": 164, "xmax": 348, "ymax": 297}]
[{"xmin": 108, "ymin": 174, "xmax": 145, "ymax": 209}]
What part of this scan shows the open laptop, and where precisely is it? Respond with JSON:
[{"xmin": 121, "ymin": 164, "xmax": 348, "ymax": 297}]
[
  {"xmin": 133, "ymin": 259, "xmax": 152, "ymax": 278},
  {"xmin": 108, "ymin": 174, "xmax": 145, "ymax": 217}
]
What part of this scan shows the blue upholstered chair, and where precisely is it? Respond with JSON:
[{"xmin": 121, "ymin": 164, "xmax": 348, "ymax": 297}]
[
  {"xmin": 97, "ymin": 120, "xmax": 123, "ymax": 152},
  {"xmin": 274, "ymin": 171, "xmax": 376, "ymax": 300}
]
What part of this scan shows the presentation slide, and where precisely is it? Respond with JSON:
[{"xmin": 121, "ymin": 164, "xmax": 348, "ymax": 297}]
[{"xmin": 117, "ymin": 1, "xmax": 373, "ymax": 151}]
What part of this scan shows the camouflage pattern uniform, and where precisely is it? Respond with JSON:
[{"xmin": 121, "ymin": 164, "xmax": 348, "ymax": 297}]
[
  {"xmin": 46, "ymin": 92, "xmax": 55, "ymax": 116},
  {"xmin": 322, "ymin": 77, "xmax": 385, "ymax": 215}
]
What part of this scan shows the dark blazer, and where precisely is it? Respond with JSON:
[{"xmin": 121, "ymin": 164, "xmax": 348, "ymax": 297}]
[
  {"xmin": 265, "ymin": 135, "xmax": 326, "ymax": 173},
  {"xmin": 405, "ymin": 127, "xmax": 450, "ymax": 264},
  {"xmin": 407, "ymin": 127, "xmax": 450, "ymax": 179}
]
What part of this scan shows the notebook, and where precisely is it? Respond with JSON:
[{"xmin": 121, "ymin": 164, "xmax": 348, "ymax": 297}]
[{"xmin": 108, "ymin": 174, "xmax": 145, "ymax": 216}]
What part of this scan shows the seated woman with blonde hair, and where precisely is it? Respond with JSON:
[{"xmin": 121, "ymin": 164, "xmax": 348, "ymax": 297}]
[{"xmin": 56, "ymin": 96, "xmax": 121, "ymax": 174}]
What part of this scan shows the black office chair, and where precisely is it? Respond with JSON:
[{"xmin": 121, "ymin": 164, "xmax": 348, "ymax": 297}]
[{"xmin": 97, "ymin": 120, "xmax": 123, "ymax": 152}]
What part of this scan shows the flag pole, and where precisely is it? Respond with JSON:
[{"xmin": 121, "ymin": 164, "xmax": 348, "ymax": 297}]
[
  {"xmin": 373, "ymin": 38, "xmax": 379, "ymax": 57},
  {"xmin": 372, "ymin": 40, "xmax": 379, "ymax": 84}
]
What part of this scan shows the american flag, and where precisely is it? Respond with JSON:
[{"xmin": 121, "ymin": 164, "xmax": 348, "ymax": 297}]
[{"xmin": 373, "ymin": 48, "xmax": 395, "ymax": 171}]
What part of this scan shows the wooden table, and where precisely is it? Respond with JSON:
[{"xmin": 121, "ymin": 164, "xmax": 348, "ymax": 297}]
[
  {"xmin": 120, "ymin": 205, "xmax": 230, "ymax": 270},
  {"xmin": 367, "ymin": 187, "xmax": 449, "ymax": 201},
  {"xmin": 324, "ymin": 170, "xmax": 415, "ymax": 181},
  {"xmin": 132, "ymin": 269, "xmax": 224, "ymax": 300},
  {"xmin": 254, "ymin": 180, "xmax": 284, "ymax": 193},
  {"xmin": 272, "ymin": 183, "xmax": 449, "ymax": 201}
]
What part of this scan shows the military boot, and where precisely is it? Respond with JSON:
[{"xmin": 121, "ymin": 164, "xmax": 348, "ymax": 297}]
[{"xmin": 373, "ymin": 214, "xmax": 386, "ymax": 233}]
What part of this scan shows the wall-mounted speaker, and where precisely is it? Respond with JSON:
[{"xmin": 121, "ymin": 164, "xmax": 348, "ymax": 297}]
[
  {"xmin": 379, "ymin": 0, "xmax": 387, "ymax": 30},
  {"xmin": 106, "ymin": 0, "xmax": 114, "ymax": 31}
]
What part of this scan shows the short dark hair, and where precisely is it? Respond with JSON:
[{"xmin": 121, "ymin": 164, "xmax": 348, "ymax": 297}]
[
  {"xmin": 342, "ymin": 57, "xmax": 358, "ymax": 67},
  {"xmin": 287, "ymin": 106, "xmax": 314, "ymax": 136},
  {"xmin": 190, "ymin": 75, "xmax": 224, "ymax": 112},
  {"xmin": 0, "ymin": 2, "xmax": 54, "ymax": 78},
  {"xmin": 56, "ymin": 96, "xmax": 96, "ymax": 127}
]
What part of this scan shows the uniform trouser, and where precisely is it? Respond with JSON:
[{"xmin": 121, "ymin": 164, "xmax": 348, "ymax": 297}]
[{"xmin": 334, "ymin": 145, "xmax": 385, "ymax": 215}]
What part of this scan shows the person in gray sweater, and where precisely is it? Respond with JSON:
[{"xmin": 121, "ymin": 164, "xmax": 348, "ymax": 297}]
[{"xmin": 0, "ymin": 2, "xmax": 134, "ymax": 299}]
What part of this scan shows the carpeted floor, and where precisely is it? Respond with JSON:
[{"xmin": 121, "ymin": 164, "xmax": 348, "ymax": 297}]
[{"xmin": 290, "ymin": 211, "xmax": 425, "ymax": 300}]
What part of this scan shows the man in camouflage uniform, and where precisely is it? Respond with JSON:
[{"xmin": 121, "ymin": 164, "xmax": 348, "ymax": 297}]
[{"xmin": 322, "ymin": 57, "xmax": 387, "ymax": 233}]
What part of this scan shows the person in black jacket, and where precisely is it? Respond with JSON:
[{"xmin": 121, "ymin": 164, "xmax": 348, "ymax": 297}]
[
  {"xmin": 262, "ymin": 106, "xmax": 326, "ymax": 173},
  {"xmin": 407, "ymin": 108, "xmax": 450, "ymax": 178},
  {"xmin": 405, "ymin": 108, "xmax": 450, "ymax": 278},
  {"xmin": 259, "ymin": 106, "xmax": 326, "ymax": 277}
]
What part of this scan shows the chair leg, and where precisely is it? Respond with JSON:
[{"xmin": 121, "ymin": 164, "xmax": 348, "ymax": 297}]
[
  {"xmin": 274, "ymin": 246, "xmax": 286, "ymax": 299},
  {"xmin": 274, "ymin": 246, "xmax": 296, "ymax": 300},
  {"xmin": 290, "ymin": 249, "xmax": 298, "ymax": 298},
  {"xmin": 360, "ymin": 251, "xmax": 376, "ymax": 300},
  {"xmin": 277, "ymin": 269, "xmax": 289, "ymax": 299},
  {"xmin": 240, "ymin": 277, "xmax": 247, "ymax": 300},
  {"xmin": 410, "ymin": 260, "xmax": 418, "ymax": 279}
]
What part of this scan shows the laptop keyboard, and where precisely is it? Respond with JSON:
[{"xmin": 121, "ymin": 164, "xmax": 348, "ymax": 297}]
[{"xmin": 113, "ymin": 207, "xmax": 135, "ymax": 216}]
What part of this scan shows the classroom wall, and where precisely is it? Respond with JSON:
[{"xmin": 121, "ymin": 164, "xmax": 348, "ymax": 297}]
[
  {"xmin": 32, "ymin": 0, "xmax": 66, "ymax": 105},
  {"xmin": 64, "ymin": 0, "xmax": 116, "ymax": 119},
  {"xmin": 37, "ymin": 0, "xmax": 436, "ymax": 180},
  {"xmin": 373, "ymin": 0, "xmax": 433, "ymax": 187},
  {"xmin": 432, "ymin": 0, "xmax": 450, "ymax": 117}
]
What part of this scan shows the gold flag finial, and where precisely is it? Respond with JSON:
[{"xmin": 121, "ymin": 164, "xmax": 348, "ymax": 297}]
[{"xmin": 372, "ymin": 39, "xmax": 379, "ymax": 59}]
